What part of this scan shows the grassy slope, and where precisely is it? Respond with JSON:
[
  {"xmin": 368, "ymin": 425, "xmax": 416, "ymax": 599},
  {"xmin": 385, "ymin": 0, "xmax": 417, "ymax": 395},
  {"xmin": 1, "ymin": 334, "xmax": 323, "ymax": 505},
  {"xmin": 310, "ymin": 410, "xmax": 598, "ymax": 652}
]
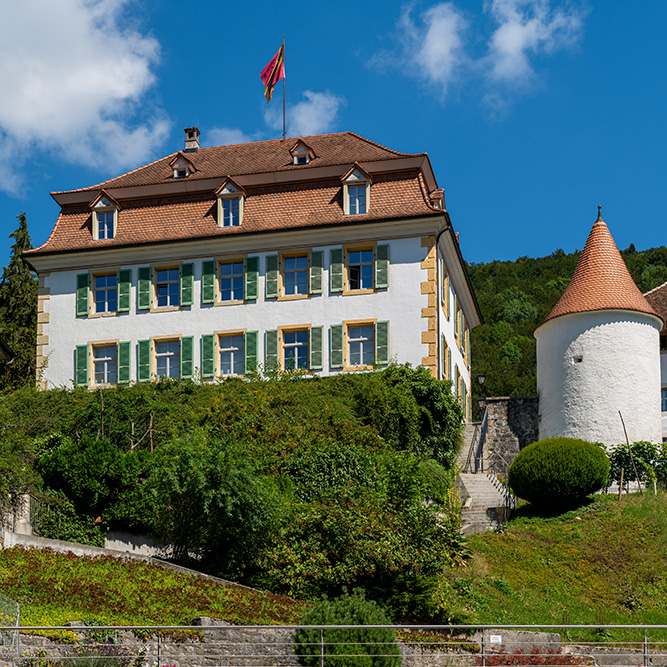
[
  {"xmin": 4, "ymin": 491, "xmax": 667, "ymax": 635},
  {"xmin": 0, "ymin": 547, "xmax": 304, "ymax": 629},
  {"xmin": 444, "ymin": 491, "xmax": 667, "ymax": 635}
]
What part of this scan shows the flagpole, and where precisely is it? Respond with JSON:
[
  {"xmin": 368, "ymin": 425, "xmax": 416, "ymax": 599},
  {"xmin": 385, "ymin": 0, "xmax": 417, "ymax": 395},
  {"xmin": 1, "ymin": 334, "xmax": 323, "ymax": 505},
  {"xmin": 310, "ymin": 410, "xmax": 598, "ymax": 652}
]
[{"xmin": 282, "ymin": 35, "xmax": 286, "ymax": 140}]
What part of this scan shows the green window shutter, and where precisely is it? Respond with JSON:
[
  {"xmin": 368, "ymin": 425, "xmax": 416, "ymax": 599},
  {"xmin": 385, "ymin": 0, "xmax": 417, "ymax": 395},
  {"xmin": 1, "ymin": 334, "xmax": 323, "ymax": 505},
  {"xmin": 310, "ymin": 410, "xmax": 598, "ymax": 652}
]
[
  {"xmin": 330, "ymin": 249, "xmax": 344, "ymax": 292},
  {"xmin": 309, "ymin": 251, "xmax": 323, "ymax": 295},
  {"xmin": 310, "ymin": 326, "xmax": 323, "ymax": 370},
  {"xmin": 265, "ymin": 329, "xmax": 279, "ymax": 370},
  {"xmin": 137, "ymin": 267, "xmax": 151, "ymax": 310},
  {"xmin": 375, "ymin": 321, "xmax": 389, "ymax": 365},
  {"xmin": 180, "ymin": 263, "xmax": 194, "ymax": 306},
  {"xmin": 375, "ymin": 244, "xmax": 390, "ymax": 289},
  {"xmin": 245, "ymin": 256, "xmax": 259, "ymax": 300},
  {"xmin": 117, "ymin": 269, "xmax": 131, "ymax": 312},
  {"xmin": 265, "ymin": 254, "xmax": 279, "ymax": 298},
  {"xmin": 76, "ymin": 274, "xmax": 90, "ymax": 316},
  {"xmin": 118, "ymin": 341, "xmax": 131, "ymax": 383},
  {"xmin": 137, "ymin": 339, "xmax": 151, "ymax": 382},
  {"xmin": 75, "ymin": 344, "xmax": 89, "ymax": 386},
  {"xmin": 201, "ymin": 334, "xmax": 215, "ymax": 378},
  {"xmin": 181, "ymin": 336, "xmax": 194, "ymax": 379},
  {"xmin": 245, "ymin": 330, "xmax": 258, "ymax": 374},
  {"xmin": 330, "ymin": 324, "xmax": 344, "ymax": 368},
  {"xmin": 201, "ymin": 261, "xmax": 216, "ymax": 304}
]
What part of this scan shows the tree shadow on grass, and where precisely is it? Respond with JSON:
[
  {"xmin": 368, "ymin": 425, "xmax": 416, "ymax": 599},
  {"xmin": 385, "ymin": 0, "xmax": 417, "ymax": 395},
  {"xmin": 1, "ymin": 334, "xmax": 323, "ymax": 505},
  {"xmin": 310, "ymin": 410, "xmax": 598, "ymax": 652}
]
[{"xmin": 508, "ymin": 496, "xmax": 599, "ymax": 521}]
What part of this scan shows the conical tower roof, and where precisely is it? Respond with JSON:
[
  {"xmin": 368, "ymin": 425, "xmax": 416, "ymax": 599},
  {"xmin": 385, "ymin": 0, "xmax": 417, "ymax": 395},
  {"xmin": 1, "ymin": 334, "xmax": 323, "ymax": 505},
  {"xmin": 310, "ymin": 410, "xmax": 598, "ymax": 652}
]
[{"xmin": 538, "ymin": 208, "xmax": 662, "ymax": 329}]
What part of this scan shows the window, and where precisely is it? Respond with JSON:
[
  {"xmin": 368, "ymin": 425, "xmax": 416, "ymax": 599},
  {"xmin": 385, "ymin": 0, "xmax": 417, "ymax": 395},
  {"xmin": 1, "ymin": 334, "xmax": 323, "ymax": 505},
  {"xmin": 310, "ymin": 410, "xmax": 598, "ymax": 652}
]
[
  {"xmin": 216, "ymin": 179, "xmax": 245, "ymax": 227},
  {"xmin": 329, "ymin": 321, "xmax": 389, "ymax": 370},
  {"xmin": 662, "ymin": 388, "xmax": 667, "ymax": 412},
  {"xmin": 222, "ymin": 198, "xmax": 241, "ymax": 227},
  {"xmin": 348, "ymin": 185, "xmax": 367, "ymax": 215},
  {"xmin": 441, "ymin": 259, "xmax": 450, "ymax": 318},
  {"xmin": 289, "ymin": 140, "xmax": 315, "ymax": 165},
  {"xmin": 266, "ymin": 251, "xmax": 322, "ymax": 300},
  {"xmin": 219, "ymin": 334, "xmax": 245, "ymax": 376},
  {"xmin": 348, "ymin": 325, "xmax": 374, "ymax": 367},
  {"xmin": 156, "ymin": 268, "xmax": 180, "ymax": 307},
  {"xmin": 93, "ymin": 274, "xmax": 117, "ymax": 313},
  {"xmin": 93, "ymin": 345, "xmax": 117, "ymax": 385},
  {"xmin": 342, "ymin": 166, "xmax": 371, "ymax": 215},
  {"xmin": 155, "ymin": 340, "xmax": 180, "ymax": 379},
  {"xmin": 96, "ymin": 211, "xmax": 115, "ymax": 239},
  {"xmin": 169, "ymin": 153, "xmax": 195, "ymax": 179},
  {"xmin": 283, "ymin": 255, "xmax": 308, "ymax": 296},
  {"xmin": 75, "ymin": 341, "xmax": 129, "ymax": 386},
  {"xmin": 220, "ymin": 261, "xmax": 244, "ymax": 301},
  {"xmin": 661, "ymin": 334, "xmax": 667, "ymax": 351},
  {"xmin": 283, "ymin": 329, "xmax": 309, "ymax": 370},
  {"xmin": 347, "ymin": 250, "xmax": 373, "ymax": 290}
]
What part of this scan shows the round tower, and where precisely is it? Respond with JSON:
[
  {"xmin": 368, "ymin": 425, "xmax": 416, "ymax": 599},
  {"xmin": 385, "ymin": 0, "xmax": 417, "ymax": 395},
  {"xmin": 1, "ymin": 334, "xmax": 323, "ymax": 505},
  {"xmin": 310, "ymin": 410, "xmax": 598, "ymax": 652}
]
[{"xmin": 534, "ymin": 208, "xmax": 663, "ymax": 445}]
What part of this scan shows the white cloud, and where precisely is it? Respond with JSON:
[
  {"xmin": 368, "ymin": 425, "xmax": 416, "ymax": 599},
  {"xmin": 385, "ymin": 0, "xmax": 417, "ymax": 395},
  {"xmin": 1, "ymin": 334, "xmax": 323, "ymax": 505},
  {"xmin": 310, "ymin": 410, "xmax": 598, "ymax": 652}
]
[
  {"xmin": 0, "ymin": 0, "xmax": 169, "ymax": 193},
  {"xmin": 264, "ymin": 90, "xmax": 346, "ymax": 137},
  {"xmin": 372, "ymin": 1, "xmax": 586, "ymax": 108},
  {"xmin": 207, "ymin": 127, "xmax": 260, "ymax": 146},
  {"xmin": 485, "ymin": 0, "xmax": 586, "ymax": 85},
  {"xmin": 396, "ymin": 3, "xmax": 468, "ymax": 93},
  {"xmin": 288, "ymin": 91, "xmax": 346, "ymax": 136}
]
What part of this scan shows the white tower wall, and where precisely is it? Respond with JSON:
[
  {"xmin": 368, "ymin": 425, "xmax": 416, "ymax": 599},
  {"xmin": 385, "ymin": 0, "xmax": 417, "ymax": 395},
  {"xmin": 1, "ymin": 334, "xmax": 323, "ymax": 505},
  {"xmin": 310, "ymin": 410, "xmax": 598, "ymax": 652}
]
[{"xmin": 536, "ymin": 310, "xmax": 662, "ymax": 445}]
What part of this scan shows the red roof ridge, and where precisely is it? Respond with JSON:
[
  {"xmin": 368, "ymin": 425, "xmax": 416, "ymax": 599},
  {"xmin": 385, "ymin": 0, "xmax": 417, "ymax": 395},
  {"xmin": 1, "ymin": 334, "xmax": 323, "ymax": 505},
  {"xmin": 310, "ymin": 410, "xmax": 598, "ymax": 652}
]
[
  {"xmin": 52, "ymin": 151, "xmax": 180, "ymax": 196},
  {"xmin": 644, "ymin": 279, "xmax": 667, "ymax": 297},
  {"xmin": 344, "ymin": 131, "xmax": 427, "ymax": 158},
  {"xmin": 537, "ymin": 211, "xmax": 663, "ymax": 329}
]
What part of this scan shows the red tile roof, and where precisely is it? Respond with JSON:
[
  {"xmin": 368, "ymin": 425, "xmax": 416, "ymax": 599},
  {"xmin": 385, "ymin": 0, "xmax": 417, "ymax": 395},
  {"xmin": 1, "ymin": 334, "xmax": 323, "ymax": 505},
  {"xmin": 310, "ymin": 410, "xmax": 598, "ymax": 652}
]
[
  {"xmin": 644, "ymin": 281, "xmax": 667, "ymax": 325},
  {"xmin": 539, "ymin": 210, "xmax": 662, "ymax": 327},
  {"xmin": 26, "ymin": 132, "xmax": 441, "ymax": 257},
  {"xmin": 26, "ymin": 170, "xmax": 439, "ymax": 256},
  {"xmin": 55, "ymin": 131, "xmax": 426, "ymax": 193}
]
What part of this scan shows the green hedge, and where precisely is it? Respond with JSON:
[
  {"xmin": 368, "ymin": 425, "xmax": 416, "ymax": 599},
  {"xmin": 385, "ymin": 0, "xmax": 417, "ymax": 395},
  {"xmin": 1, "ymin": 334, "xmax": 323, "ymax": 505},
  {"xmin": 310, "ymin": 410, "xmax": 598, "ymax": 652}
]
[
  {"xmin": 293, "ymin": 591, "xmax": 401, "ymax": 666},
  {"xmin": 507, "ymin": 437, "xmax": 609, "ymax": 510}
]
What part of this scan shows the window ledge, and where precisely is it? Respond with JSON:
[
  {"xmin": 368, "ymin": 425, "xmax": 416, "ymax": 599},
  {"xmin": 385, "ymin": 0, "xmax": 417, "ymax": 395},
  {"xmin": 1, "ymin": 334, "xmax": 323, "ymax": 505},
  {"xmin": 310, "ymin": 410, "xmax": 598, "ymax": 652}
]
[
  {"xmin": 88, "ymin": 311, "xmax": 118, "ymax": 319},
  {"xmin": 214, "ymin": 299, "xmax": 246, "ymax": 307},
  {"xmin": 278, "ymin": 294, "xmax": 309, "ymax": 302},
  {"xmin": 343, "ymin": 288, "xmax": 375, "ymax": 296},
  {"xmin": 149, "ymin": 305, "xmax": 181, "ymax": 313}
]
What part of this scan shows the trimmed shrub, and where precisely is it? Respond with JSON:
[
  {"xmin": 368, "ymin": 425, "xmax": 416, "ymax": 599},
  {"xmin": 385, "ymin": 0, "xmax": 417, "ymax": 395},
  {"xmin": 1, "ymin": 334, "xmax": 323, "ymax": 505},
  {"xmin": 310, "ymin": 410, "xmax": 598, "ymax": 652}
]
[
  {"xmin": 605, "ymin": 441, "xmax": 667, "ymax": 488},
  {"xmin": 507, "ymin": 437, "xmax": 609, "ymax": 510},
  {"xmin": 293, "ymin": 591, "xmax": 401, "ymax": 667}
]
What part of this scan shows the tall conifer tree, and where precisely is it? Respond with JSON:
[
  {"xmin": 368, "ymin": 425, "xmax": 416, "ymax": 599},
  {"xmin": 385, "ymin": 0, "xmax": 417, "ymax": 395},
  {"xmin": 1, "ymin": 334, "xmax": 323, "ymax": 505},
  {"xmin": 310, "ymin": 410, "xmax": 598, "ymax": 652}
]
[{"xmin": 0, "ymin": 213, "xmax": 37, "ymax": 388}]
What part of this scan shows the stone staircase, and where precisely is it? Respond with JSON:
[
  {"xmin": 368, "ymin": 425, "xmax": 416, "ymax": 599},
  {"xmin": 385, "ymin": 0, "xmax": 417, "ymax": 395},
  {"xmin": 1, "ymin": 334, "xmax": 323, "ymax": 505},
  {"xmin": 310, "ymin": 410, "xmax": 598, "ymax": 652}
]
[{"xmin": 458, "ymin": 472, "xmax": 507, "ymax": 534}]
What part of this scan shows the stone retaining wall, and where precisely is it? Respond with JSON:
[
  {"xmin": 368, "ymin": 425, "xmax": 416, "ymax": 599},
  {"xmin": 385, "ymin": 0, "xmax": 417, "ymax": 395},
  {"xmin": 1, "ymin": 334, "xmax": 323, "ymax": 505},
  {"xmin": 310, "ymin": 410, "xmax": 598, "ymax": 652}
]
[{"xmin": 485, "ymin": 397, "xmax": 539, "ymax": 470}]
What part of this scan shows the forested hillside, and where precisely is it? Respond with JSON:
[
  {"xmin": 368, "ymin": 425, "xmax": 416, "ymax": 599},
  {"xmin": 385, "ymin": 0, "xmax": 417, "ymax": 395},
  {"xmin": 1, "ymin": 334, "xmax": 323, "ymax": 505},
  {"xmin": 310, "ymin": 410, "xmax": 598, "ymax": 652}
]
[{"xmin": 467, "ymin": 244, "xmax": 667, "ymax": 407}]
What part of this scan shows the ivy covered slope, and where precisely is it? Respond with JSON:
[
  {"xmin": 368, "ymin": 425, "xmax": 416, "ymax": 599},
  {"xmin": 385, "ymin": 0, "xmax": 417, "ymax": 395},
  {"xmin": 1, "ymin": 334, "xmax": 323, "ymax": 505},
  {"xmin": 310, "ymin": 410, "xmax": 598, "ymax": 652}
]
[
  {"xmin": 467, "ymin": 244, "xmax": 667, "ymax": 403},
  {"xmin": 0, "ymin": 365, "xmax": 467, "ymax": 622}
]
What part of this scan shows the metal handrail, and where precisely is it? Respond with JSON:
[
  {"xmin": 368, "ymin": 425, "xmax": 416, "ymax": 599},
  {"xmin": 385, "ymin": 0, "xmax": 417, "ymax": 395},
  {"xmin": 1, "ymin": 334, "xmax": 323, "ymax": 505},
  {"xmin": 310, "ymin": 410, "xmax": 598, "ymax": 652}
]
[{"xmin": 464, "ymin": 407, "xmax": 488, "ymax": 473}]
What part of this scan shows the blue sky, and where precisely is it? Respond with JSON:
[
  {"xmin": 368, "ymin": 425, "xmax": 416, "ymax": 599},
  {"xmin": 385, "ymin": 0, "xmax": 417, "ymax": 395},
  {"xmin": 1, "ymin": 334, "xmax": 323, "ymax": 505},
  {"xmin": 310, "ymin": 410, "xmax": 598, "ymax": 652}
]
[{"xmin": 0, "ymin": 0, "xmax": 665, "ymax": 268}]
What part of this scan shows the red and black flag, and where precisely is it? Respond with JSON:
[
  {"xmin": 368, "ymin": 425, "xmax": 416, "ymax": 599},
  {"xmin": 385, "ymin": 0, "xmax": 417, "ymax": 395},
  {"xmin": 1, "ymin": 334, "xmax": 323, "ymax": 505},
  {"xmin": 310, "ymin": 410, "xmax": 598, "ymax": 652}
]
[{"xmin": 260, "ymin": 43, "xmax": 285, "ymax": 103}]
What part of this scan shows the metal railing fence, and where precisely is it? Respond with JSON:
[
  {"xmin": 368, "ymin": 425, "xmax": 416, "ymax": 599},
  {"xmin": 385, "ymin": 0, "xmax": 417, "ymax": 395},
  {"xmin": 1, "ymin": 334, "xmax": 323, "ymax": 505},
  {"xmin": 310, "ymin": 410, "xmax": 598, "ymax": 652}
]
[
  {"xmin": 0, "ymin": 592, "xmax": 19, "ymax": 654},
  {"xmin": 3, "ymin": 623, "xmax": 667, "ymax": 667}
]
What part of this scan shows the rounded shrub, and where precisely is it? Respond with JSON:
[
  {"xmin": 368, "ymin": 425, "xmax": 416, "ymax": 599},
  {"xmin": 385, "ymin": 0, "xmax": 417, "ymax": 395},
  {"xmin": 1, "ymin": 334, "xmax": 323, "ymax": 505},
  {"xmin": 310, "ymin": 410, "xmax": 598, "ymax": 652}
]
[
  {"xmin": 507, "ymin": 437, "xmax": 610, "ymax": 510},
  {"xmin": 293, "ymin": 590, "xmax": 401, "ymax": 667}
]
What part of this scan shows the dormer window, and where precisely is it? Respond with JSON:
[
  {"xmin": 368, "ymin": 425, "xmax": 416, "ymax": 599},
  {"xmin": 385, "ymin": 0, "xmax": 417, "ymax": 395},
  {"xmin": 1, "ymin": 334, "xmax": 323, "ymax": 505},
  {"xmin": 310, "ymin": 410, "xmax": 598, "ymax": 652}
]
[
  {"xmin": 341, "ymin": 165, "xmax": 372, "ymax": 216},
  {"xmin": 90, "ymin": 192, "xmax": 120, "ymax": 240},
  {"xmin": 289, "ymin": 139, "xmax": 316, "ymax": 166},
  {"xmin": 216, "ymin": 178, "xmax": 246, "ymax": 228},
  {"xmin": 169, "ymin": 153, "xmax": 197, "ymax": 179}
]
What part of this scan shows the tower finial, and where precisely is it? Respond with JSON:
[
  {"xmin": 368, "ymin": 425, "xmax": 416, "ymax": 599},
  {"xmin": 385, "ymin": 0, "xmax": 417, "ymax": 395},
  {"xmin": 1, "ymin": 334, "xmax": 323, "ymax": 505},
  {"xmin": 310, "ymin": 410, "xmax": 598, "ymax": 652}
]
[{"xmin": 596, "ymin": 205, "xmax": 603, "ymax": 222}]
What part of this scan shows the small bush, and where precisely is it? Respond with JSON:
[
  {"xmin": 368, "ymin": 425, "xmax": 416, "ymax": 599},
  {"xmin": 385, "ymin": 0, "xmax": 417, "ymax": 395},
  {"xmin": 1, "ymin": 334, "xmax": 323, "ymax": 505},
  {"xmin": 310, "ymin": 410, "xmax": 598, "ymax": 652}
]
[
  {"xmin": 33, "ymin": 491, "xmax": 105, "ymax": 547},
  {"xmin": 507, "ymin": 438, "xmax": 609, "ymax": 510},
  {"xmin": 605, "ymin": 441, "xmax": 667, "ymax": 488},
  {"xmin": 294, "ymin": 591, "xmax": 401, "ymax": 666}
]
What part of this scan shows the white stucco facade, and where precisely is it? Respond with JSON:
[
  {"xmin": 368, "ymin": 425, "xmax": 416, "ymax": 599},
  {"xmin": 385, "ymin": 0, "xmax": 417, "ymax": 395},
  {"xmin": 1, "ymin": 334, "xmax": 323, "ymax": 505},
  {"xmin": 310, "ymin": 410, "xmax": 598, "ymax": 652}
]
[
  {"xmin": 37, "ymin": 219, "xmax": 474, "ymax": 402},
  {"xmin": 536, "ymin": 309, "xmax": 662, "ymax": 445}
]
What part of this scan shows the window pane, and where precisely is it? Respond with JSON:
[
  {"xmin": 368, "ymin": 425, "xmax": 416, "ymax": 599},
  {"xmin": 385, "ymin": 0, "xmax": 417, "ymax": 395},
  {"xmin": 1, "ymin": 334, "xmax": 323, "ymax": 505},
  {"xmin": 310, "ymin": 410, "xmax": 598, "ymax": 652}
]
[
  {"xmin": 348, "ymin": 325, "xmax": 374, "ymax": 366},
  {"xmin": 283, "ymin": 330, "xmax": 309, "ymax": 370},
  {"xmin": 283, "ymin": 255, "xmax": 308, "ymax": 296},
  {"xmin": 219, "ymin": 334, "xmax": 245, "ymax": 375},
  {"xmin": 220, "ymin": 261, "xmax": 244, "ymax": 301},
  {"xmin": 156, "ymin": 268, "xmax": 180, "ymax": 307}
]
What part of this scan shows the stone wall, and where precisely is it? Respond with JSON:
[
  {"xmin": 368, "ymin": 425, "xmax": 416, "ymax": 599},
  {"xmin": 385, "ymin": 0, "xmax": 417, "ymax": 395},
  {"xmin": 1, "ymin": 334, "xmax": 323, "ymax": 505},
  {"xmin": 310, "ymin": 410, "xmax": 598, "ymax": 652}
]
[{"xmin": 484, "ymin": 397, "xmax": 538, "ymax": 470}]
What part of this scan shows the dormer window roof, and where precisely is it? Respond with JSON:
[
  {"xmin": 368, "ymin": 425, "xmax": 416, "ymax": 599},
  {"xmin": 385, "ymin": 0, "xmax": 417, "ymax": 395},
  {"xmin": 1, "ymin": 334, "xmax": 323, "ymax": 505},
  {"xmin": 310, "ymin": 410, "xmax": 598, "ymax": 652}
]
[
  {"xmin": 90, "ymin": 190, "xmax": 120, "ymax": 240},
  {"xmin": 289, "ymin": 139, "xmax": 316, "ymax": 166},
  {"xmin": 215, "ymin": 177, "xmax": 246, "ymax": 228},
  {"xmin": 169, "ymin": 152, "xmax": 197, "ymax": 179}
]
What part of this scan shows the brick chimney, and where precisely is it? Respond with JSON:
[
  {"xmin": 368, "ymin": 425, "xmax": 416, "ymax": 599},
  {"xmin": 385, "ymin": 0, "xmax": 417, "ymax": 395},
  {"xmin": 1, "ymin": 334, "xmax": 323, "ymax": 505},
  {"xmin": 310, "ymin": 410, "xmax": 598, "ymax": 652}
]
[{"xmin": 184, "ymin": 127, "xmax": 200, "ymax": 152}]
